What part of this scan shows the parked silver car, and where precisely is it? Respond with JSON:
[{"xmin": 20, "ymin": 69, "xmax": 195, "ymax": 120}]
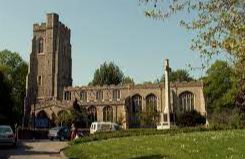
[
  {"xmin": 0, "ymin": 125, "xmax": 16, "ymax": 147},
  {"xmin": 48, "ymin": 126, "xmax": 70, "ymax": 141}
]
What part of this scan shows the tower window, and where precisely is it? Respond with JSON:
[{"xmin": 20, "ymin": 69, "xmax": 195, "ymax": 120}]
[
  {"xmin": 38, "ymin": 38, "xmax": 44, "ymax": 53},
  {"xmin": 38, "ymin": 76, "xmax": 42, "ymax": 85}
]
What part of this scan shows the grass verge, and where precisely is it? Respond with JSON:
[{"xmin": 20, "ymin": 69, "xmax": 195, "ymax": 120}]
[{"xmin": 64, "ymin": 129, "xmax": 245, "ymax": 159}]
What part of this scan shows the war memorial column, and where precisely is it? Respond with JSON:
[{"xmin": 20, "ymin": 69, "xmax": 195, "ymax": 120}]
[{"xmin": 157, "ymin": 58, "xmax": 171, "ymax": 129}]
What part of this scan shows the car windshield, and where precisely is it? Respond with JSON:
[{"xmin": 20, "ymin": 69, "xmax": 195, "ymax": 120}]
[{"xmin": 0, "ymin": 127, "xmax": 12, "ymax": 134}]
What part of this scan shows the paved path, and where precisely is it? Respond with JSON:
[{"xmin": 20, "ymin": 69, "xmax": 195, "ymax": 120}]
[{"xmin": 0, "ymin": 140, "xmax": 68, "ymax": 159}]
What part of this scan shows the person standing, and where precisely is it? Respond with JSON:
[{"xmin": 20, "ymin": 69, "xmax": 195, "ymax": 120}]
[{"xmin": 70, "ymin": 123, "xmax": 77, "ymax": 140}]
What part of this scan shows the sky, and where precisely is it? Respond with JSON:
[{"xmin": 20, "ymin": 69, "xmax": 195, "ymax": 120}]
[{"xmin": 0, "ymin": 0, "xmax": 205, "ymax": 86}]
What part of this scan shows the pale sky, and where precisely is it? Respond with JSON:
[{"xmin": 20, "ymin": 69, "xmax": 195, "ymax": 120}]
[{"xmin": 0, "ymin": 0, "xmax": 205, "ymax": 86}]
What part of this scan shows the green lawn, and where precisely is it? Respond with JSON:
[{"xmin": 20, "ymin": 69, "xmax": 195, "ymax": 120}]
[{"xmin": 64, "ymin": 129, "xmax": 245, "ymax": 159}]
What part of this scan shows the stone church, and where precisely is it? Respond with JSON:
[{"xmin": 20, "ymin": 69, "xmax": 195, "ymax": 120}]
[{"xmin": 24, "ymin": 13, "xmax": 206, "ymax": 129}]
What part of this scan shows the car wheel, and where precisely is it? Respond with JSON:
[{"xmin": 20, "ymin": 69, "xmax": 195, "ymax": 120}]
[{"xmin": 50, "ymin": 137, "xmax": 53, "ymax": 141}]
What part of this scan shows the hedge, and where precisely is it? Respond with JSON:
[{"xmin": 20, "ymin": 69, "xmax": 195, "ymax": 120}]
[{"xmin": 71, "ymin": 127, "xmax": 211, "ymax": 145}]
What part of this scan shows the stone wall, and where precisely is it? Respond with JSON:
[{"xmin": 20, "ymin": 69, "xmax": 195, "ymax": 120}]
[
  {"xmin": 33, "ymin": 82, "xmax": 206, "ymax": 129},
  {"xmin": 25, "ymin": 13, "xmax": 72, "ymax": 124}
]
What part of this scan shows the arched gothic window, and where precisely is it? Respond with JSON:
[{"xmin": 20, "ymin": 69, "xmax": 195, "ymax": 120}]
[
  {"xmin": 36, "ymin": 110, "xmax": 49, "ymax": 128},
  {"xmin": 87, "ymin": 106, "xmax": 97, "ymax": 122},
  {"xmin": 103, "ymin": 106, "xmax": 113, "ymax": 122},
  {"xmin": 36, "ymin": 110, "xmax": 48, "ymax": 119},
  {"xmin": 132, "ymin": 94, "xmax": 142, "ymax": 114},
  {"xmin": 131, "ymin": 94, "xmax": 142, "ymax": 128},
  {"xmin": 179, "ymin": 91, "xmax": 194, "ymax": 112},
  {"xmin": 146, "ymin": 94, "xmax": 157, "ymax": 112}
]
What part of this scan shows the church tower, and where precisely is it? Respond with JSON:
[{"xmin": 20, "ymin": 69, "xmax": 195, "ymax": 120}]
[{"xmin": 24, "ymin": 13, "xmax": 72, "ymax": 125}]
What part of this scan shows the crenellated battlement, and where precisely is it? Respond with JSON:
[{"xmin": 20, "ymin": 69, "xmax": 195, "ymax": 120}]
[
  {"xmin": 33, "ymin": 13, "xmax": 71, "ymax": 36},
  {"xmin": 63, "ymin": 81, "xmax": 203, "ymax": 92},
  {"xmin": 59, "ymin": 22, "xmax": 71, "ymax": 36},
  {"xmin": 33, "ymin": 23, "xmax": 46, "ymax": 31}
]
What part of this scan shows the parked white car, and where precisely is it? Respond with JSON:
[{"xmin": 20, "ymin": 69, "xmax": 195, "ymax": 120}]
[
  {"xmin": 90, "ymin": 122, "xmax": 119, "ymax": 134},
  {"xmin": 0, "ymin": 125, "xmax": 16, "ymax": 147},
  {"xmin": 157, "ymin": 122, "xmax": 170, "ymax": 130}
]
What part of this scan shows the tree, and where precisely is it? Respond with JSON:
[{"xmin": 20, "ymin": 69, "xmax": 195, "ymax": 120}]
[
  {"xmin": 72, "ymin": 98, "xmax": 81, "ymax": 112},
  {"xmin": 0, "ymin": 49, "xmax": 23, "ymax": 76},
  {"xmin": 11, "ymin": 62, "xmax": 28, "ymax": 121},
  {"xmin": 142, "ymin": 81, "xmax": 154, "ymax": 85},
  {"xmin": 202, "ymin": 60, "xmax": 245, "ymax": 128},
  {"xmin": 203, "ymin": 60, "xmax": 237, "ymax": 113},
  {"xmin": 235, "ymin": 79, "xmax": 245, "ymax": 112},
  {"xmin": 0, "ymin": 49, "xmax": 28, "ymax": 125},
  {"xmin": 90, "ymin": 62, "xmax": 133, "ymax": 86},
  {"xmin": 71, "ymin": 99, "xmax": 88, "ymax": 128},
  {"xmin": 141, "ymin": 0, "xmax": 245, "ymax": 108},
  {"xmin": 56, "ymin": 110, "xmax": 72, "ymax": 126},
  {"xmin": 122, "ymin": 76, "xmax": 135, "ymax": 85},
  {"xmin": 141, "ymin": 0, "xmax": 244, "ymax": 74},
  {"xmin": 161, "ymin": 69, "xmax": 194, "ymax": 82},
  {"xmin": 0, "ymin": 71, "xmax": 12, "ymax": 124},
  {"xmin": 139, "ymin": 103, "xmax": 159, "ymax": 128}
]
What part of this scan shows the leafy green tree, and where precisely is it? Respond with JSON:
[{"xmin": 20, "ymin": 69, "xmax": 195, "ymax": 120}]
[
  {"xmin": 139, "ymin": 103, "xmax": 159, "ymax": 128},
  {"xmin": 91, "ymin": 62, "xmax": 134, "ymax": 86},
  {"xmin": 0, "ymin": 49, "xmax": 28, "ymax": 125},
  {"xmin": 0, "ymin": 49, "xmax": 23, "ymax": 75},
  {"xmin": 141, "ymin": 0, "xmax": 245, "ymax": 108},
  {"xmin": 235, "ymin": 79, "xmax": 245, "ymax": 112},
  {"xmin": 142, "ymin": 81, "xmax": 154, "ymax": 85},
  {"xmin": 203, "ymin": 60, "xmax": 237, "ymax": 114},
  {"xmin": 71, "ymin": 99, "xmax": 88, "ymax": 128},
  {"xmin": 122, "ymin": 76, "xmax": 135, "ymax": 85},
  {"xmin": 203, "ymin": 60, "xmax": 245, "ymax": 128},
  {"xmin": 141, "ymin": 0, "xmax": 244, "ymax": 76},
  {"xmin": 0, "ymin": 71, "xmax": 13, "ymax": 124},
  {"xmin": 233, "ymin": 79, "xmax": 245, "ymax": 128},
  {"xmin": 56, "ymin": 110, "xmax": 72, "ymax": 126},
  {"xmin": 161, "ymin": 69, "xmax": 194, "ymax": 82},
  {"xmin": 11, "ymin": 62, "xmax": 28, "ymax": 121}
]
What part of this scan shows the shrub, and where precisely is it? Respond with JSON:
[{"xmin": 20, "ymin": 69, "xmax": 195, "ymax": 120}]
[
  {"xmin": 139, "ymin": 103, "xmax": 159, "ymax": 128},
  {"xmin": 176, "ymin": 110, "xmax": 206, "ymax": 127},
  {"xmin": 209, "ymin": 108, "xmax": 245, "ymax": 129},
  {"xmin": 71, "ymin": 127, "xmax": 209, "ymax": 145}
]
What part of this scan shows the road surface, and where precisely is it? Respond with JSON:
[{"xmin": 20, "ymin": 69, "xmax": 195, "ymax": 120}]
[{"xmin": 0, "ymin": 140, "xmax": 68, "ymax": 159}]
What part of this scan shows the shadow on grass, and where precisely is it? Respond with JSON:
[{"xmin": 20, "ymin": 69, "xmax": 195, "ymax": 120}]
[{"xmin": 131, "ymin": 154, "xmax": 171, "ymax": 159}]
